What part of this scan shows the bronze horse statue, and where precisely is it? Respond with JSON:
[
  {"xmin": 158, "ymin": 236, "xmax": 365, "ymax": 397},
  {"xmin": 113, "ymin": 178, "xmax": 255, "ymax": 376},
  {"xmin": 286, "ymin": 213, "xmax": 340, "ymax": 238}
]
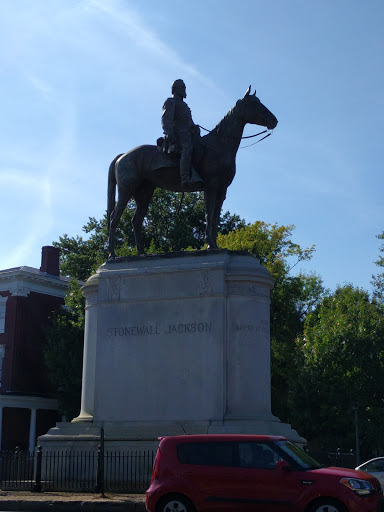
[{"xmin": 107, "ymin": 86, "xmax": 277, "ymax": 256}]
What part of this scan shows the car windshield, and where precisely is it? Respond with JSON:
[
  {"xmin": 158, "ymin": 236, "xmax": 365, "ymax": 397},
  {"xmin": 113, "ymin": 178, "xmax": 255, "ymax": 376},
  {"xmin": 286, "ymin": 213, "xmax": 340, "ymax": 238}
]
[
  {"xmin": 274, "ymin": 440, "xmax": 322, "ymax": 470},
  {"xmin": 359, "ymin": 459, "xmax": 384, "ymax": 472}
]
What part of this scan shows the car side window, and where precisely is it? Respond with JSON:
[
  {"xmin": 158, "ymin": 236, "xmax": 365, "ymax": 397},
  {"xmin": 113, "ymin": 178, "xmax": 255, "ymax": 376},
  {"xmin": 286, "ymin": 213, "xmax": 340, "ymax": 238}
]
[
  {"xmin": 177, "ymin": 442, "xmax": 236, "ymax": 467},
  {"xmin": 238, "ymin": 442, "xmax": 282, "ymax": 469},
  {"xmin": 177, "ymin": 441, "xmax": 284, "ymax": 469}
]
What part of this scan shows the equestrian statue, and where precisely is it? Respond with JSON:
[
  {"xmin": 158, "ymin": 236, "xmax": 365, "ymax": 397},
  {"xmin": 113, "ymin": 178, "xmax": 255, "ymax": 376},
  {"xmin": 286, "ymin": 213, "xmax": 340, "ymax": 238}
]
[{"xmin": 107, "ymin": 82, "xmax": 278, "ymax": 257}]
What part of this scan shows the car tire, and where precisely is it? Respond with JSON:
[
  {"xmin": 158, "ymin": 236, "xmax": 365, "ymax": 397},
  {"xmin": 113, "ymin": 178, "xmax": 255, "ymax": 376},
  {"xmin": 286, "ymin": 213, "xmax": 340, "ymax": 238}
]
[
  {"xmin": 308, "ymin": 498, "xmax": 348, "ymax": 512},
  {"xmin": 156, "ymin": 494, "xmax": 195, "ymax": 512}
]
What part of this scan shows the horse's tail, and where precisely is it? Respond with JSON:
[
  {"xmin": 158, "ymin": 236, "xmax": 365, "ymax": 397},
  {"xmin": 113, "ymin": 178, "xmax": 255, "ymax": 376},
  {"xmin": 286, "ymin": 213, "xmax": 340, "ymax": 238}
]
[{"xmin": 107, "ymin": 154, "xmax": 123, "ymax": 233}]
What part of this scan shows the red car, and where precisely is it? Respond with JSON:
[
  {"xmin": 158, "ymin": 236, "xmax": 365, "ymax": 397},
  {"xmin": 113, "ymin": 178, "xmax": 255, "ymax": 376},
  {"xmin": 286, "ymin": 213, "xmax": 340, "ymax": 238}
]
[{"xmin": 146, "ymin": 434, "xmax": 384, "ymax": 512}]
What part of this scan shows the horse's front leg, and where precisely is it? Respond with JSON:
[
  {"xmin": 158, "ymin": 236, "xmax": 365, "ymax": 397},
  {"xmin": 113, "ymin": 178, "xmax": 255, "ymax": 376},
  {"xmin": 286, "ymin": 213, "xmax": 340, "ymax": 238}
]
[
  {"xmin": 107, "ymin": 225, "xmax": 116, "ymax": 258},
  {"xmin": 204, "ymin": 187, "xmax": 227, "ymax": 250}
]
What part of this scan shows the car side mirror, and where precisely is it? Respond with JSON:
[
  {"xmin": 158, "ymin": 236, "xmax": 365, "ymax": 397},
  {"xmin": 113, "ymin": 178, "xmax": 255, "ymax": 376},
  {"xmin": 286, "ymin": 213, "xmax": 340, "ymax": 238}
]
[{"xmin": 276, "ymin": 460, "xmax": 290, "ymax": 471}]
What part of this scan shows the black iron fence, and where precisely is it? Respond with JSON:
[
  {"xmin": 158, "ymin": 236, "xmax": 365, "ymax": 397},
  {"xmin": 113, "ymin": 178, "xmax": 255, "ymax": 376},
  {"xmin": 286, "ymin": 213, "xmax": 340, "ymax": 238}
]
[
  {"xmin": 0, "ymin": 446, "xmax": 155, "ymax": 493},
  {"xmin": 0, "ymin": 448, "xmax": 35, "ymax": 489},
  {"xmin": 308, "ymin": 450, "xmax": 356, "ymax": 469},
  {"xmin": 0, "ymin": 445, "xmax": 356, "ymax": 494}
]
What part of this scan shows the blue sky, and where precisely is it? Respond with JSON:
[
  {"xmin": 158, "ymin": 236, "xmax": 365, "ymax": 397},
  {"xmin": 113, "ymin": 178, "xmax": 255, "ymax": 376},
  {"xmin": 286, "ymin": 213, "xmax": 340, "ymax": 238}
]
[{"xmin": 1, "ymin": 0, "xmax": 383, "ymax": 293}]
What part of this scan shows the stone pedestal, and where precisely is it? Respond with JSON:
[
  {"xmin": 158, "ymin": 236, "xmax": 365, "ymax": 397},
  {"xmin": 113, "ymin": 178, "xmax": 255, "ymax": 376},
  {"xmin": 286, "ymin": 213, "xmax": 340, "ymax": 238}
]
[{"xmin": 39, "ymin": 250, "xmax": 304, "ymax": 450}]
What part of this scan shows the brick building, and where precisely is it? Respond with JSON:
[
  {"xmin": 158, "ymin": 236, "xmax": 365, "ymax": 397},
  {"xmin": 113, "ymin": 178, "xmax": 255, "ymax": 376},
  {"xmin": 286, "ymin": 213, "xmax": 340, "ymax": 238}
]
[{"xmin": 0, "ymin": 246, "xmax": 70, "ymax": 451}]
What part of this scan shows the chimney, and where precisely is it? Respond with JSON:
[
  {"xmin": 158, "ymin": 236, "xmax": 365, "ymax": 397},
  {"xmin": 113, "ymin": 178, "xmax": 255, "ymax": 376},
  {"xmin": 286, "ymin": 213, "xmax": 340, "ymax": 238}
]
[{"xmin": 40, "ymin": 246, "xmax": 60, "ymax": 276}]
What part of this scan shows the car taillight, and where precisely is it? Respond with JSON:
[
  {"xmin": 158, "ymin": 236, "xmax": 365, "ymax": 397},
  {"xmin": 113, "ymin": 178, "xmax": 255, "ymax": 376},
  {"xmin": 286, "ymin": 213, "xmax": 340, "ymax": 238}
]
[{"xmin": 150, "ymin": 448, "xmax": 162, "ymax": 484}]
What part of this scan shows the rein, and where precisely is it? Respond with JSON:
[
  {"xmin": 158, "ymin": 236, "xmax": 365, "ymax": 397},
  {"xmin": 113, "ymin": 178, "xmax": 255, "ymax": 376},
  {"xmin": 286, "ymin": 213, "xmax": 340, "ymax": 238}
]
[
  {"xmin": 198, "ymin": 124, "xmax": 272, "ymax": 148},
  {"xmin": 240, "ymin": 131, "xmax": 272, "ymax": 148}
]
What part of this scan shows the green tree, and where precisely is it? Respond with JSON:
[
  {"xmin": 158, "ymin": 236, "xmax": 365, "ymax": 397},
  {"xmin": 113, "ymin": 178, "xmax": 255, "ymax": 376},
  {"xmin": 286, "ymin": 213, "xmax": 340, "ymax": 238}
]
[
  {"xmin": 44, "ymin": 279, "xmax": 85, "ymax": 419},
  {"xmin": 372, "ymin": 230, "xmax": 384, "ymax": 306},
  {"xmin": 291, "ymin": 285, "xmax": 384, "ymax": 456},
  {"xmin": 217, "ymin": 222, "xmax": 325, "ymax": 421}
]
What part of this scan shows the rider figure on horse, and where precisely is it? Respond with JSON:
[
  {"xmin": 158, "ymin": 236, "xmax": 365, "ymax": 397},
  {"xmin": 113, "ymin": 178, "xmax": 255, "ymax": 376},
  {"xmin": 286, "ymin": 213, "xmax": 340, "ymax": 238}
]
[{"xmin": 161, "ymin": 79, "xmax": 203, "ymax": 190}]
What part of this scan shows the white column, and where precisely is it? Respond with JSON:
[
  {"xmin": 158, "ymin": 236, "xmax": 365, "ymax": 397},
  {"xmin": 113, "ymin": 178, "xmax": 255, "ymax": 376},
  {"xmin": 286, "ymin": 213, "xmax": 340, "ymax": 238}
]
[
  {"xmin": 0, "ymin": 406, "xmax": 3, "ymax": 451},
  {"xmin": 73, "ymin": 287, "xmax": 98, "ymax": 422},
  {"xmin": 28, "ymin": 408, "xmax": 37, "ymax": 452}
]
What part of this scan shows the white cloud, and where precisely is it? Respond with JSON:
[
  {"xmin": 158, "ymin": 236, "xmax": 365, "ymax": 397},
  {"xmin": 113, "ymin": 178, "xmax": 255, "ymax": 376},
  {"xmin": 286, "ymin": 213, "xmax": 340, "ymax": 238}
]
[
  {"xmin": 81, "ymin": 0, "xmax": 218, "ymax": 90},
  {"xmin": 26, "ymin": 75, "xmax": 56, "ymax": 103},
  {"xmin": 0, "ymin": 170, "xmax": 44, "ymax": 189}
]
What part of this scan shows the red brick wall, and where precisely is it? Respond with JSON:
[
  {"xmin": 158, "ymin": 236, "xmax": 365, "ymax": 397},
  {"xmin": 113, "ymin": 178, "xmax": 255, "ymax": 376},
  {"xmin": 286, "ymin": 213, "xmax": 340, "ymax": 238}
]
[
  {"xmin": 0, "ymin": 291, "xmax": 13, "ymax": 392},
  {"xmin": 0, "ymin": 291, "xmax": 64, "ymax": 394}
]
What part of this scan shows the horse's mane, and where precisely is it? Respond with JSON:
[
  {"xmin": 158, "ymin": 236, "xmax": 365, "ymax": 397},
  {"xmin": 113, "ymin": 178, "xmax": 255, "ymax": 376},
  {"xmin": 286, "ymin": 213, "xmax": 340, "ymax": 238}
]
[{"xmin": 210, "ymin": 99, "xmax": 244, "ymax": 138}]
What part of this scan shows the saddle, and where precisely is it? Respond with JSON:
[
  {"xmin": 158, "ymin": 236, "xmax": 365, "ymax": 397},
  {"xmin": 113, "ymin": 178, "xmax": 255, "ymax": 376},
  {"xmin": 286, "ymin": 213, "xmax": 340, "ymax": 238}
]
[
  {"xmin": 156, "ymin": 135, "xmax": 205, "ymax": 170},
  {"xmin": 156, "ymin": 136, "xmax": 179, "ymax": 157}
]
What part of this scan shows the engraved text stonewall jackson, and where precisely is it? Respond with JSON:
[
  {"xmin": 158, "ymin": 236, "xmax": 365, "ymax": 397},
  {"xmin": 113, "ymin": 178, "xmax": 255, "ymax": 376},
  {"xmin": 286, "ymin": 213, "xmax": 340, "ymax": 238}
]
[{"xmin": 107, "ymin": 322, "xmax": 212, "ymax": 337}]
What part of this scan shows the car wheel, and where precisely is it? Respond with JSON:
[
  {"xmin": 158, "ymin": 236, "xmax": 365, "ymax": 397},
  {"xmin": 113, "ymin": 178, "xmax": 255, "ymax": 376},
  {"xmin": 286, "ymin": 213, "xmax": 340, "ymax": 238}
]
[
  {"xmin": 156, "ymin": 494, "xmax": 195, "ymax": 512},
  {"xmin": 308, "ymin": 498, "xmax": 348, "ymax": 512}
]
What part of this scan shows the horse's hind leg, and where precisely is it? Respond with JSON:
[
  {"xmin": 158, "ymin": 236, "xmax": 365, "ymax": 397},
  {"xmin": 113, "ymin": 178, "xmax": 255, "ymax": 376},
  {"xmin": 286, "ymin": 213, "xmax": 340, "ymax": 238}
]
[
  {"xmin": 132, "ymin": 184, "xmax": 155, "ymax": 255},
  {"xmin": 108, "ymin": 189, "xmax": 132, "ymax": 257}
]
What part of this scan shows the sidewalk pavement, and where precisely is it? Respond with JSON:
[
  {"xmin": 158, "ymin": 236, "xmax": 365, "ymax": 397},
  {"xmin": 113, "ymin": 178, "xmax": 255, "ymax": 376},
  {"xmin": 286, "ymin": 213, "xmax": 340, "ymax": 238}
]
[{"xmin": 0, "ymin": 491, "xmax": 146, "ymax": 511}]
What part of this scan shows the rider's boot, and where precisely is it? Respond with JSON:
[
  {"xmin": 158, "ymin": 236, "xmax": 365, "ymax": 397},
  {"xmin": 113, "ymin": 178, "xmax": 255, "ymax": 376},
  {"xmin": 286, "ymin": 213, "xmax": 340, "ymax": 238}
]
[
  {"xmin": 180, "ymin": 169, "xmax": 192, "ymax": 189},
  {"xmin": 180, "ymin": 162, "xmax": 203, "ymax": 191},
  {"xmin": 191, "ymin": 166, "xmax": 203, "ymax": 189},
  {"xmin": 180, "ymin": 145, "xmax": 203, "ymax": 190},
  {"xmin": 180, "ymin": 169, "xmax": 203, "ymax": 191}
]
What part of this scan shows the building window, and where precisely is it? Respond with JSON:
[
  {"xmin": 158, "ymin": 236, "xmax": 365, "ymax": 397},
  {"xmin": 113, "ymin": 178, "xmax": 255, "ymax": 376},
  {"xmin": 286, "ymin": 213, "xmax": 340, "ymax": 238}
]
[
  {"xmin": 0, "ymin": 344, "xmax": 5, "ymax": 389},
  {"xmin": 0, "ymin": 296, "xmax": 8, "ymax": 334}
]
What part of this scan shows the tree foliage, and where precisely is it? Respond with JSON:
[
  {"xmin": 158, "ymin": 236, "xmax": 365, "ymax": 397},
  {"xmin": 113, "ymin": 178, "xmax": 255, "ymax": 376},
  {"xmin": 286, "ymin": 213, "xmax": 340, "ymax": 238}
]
[
  {"xmin": 290, "ymin": 285, "xmax": 384, "ymax": 455},
  {"xmin": 372, "ymin": 230, "xmax": 384, "ymax": 306},
  {"xmin": 55, "ymin": 190, "xmax": 246, "ymax": 281},
  {"xmin": 44, "ymin": 279, "xmax": 85, "ymax": 420}
]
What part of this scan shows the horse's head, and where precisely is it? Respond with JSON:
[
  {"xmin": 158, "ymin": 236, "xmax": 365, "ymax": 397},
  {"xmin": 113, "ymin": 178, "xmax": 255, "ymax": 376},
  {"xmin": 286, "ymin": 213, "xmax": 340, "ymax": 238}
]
[{"xmin": 237, "ymin": 86, "xmax": 278, "ymax": 130}]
